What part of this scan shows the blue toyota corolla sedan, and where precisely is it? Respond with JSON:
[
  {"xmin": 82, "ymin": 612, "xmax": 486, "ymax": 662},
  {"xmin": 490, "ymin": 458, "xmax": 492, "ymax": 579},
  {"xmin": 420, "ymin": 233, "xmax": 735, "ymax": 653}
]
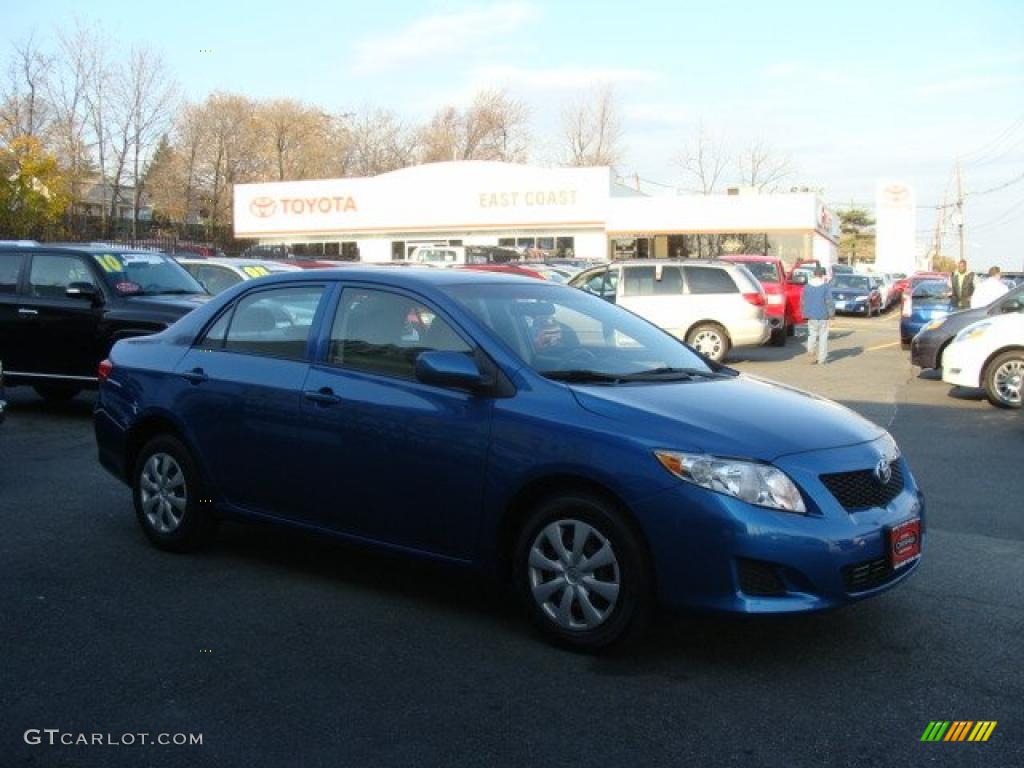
[{"xmin": 94, "ymin": 268, "xmax": 924, "ymax": 650}]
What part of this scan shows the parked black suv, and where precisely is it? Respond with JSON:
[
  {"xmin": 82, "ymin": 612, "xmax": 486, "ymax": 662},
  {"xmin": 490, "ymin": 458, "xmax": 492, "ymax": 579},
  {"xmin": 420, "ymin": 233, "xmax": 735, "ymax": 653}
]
[{"xmin": 0, "ymin": 243, "xmax": 210, "ymax": 402}]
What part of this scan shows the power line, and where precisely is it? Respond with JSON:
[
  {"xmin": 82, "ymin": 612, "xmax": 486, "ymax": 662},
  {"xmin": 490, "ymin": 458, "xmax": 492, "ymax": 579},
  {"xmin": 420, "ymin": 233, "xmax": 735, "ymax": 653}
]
[{"xmin": 960, "ymin": 112, "xmax": 1024, "ymax": 164}]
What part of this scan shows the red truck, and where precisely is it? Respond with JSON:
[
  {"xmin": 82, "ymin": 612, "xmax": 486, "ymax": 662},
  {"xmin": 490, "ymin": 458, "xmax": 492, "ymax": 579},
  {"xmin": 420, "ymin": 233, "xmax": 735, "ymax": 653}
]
[{"xmin": 722, "ymin": 254, "xmax": 805, "ymax": 346}]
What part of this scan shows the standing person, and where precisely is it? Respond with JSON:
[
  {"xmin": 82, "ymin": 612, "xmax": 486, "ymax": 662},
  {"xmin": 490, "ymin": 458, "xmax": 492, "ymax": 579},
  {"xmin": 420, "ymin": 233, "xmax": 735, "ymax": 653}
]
[
  {"xmin": 970, "ymin": 266, "xmax": 1010, "ymax": 308},
  {"xmin": 801, "ymin": 267, "xmax": 835, "ymax": 365},
  {"xmin": 951, "ymin": 260, "xmax": 975, "ymax": 309}
]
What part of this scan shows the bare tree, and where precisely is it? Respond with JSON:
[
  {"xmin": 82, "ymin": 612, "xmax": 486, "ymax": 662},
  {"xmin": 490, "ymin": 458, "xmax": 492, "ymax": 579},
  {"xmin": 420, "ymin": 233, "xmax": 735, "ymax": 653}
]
[
  {"xmin": 560, "ymin": 83, "xmax": 623, "ymax": 167},
  {"xmin": 419, "ymin": 90, "xmax": 528, "ymax": 163},
  {"xmin": 677, "ymin": 122, "xmax": 729, "ymax": 195},
  {"xmin": 736, "ymin": 139, "xmax": 795, "ymax": 191},
  {"xmin": 120, "ymin": 47, "xmax": 177, "ymax": 236},
  {"xmin": 348, "ymin": 107, "xmax": 417, "ymax": 176},
  {"xmin": 0, "ymin": 33, "xmax": 53, "ymax": 143},
  {"xmin": 259, "ymin": 99, "xmax": 339, "ymax": 181},
  {"xmin": 79, "ymin": 26, "xmax": 114, "ymax": 235}
]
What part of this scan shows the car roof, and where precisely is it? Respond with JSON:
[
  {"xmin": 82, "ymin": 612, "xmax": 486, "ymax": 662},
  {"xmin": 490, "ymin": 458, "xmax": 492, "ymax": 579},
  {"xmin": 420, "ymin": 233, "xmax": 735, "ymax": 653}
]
[
  {"xmin": 0, "ymin": 242, "xmax": 166, "ymax": 255},
  {"xmin": 235, "ymin": 264, "xmax": 544, "ymax": 289}
]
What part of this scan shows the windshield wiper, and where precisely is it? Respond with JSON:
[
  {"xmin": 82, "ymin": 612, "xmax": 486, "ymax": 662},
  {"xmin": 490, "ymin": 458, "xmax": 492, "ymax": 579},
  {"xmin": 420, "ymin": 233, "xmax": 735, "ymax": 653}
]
[
  {"xmin": 542, "ymin": 369, "xmax": 625, "ymax": 384},
  {"xmin": 620, "ymin": 366, "xmax": 722, "ymax": 380},
  {"xmin": 150, "ymin": 289, "xmax": 202, "ymax": 295}
]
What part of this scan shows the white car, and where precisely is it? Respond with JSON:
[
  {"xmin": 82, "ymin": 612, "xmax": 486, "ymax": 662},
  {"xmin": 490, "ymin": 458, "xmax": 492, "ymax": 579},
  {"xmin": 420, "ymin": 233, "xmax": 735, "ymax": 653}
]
[
  {"xmin": 176, "ymin": 258, "xmax": 301, "ymax": 294},
  {"xmin": 941, "ymin": 313, "xmax": 1024, "ymax": 408}
]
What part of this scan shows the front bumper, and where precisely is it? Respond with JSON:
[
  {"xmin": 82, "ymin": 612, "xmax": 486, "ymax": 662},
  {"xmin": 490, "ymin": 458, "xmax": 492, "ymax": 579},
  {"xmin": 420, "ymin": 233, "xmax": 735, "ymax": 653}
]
[
  {"xmin": 910, "ymin": 330, "xmax": 941, "ymax": 369},
  {"xmin": 940, "ymin": 341, "xmax": 981, "ymax": 389},
  {"xmin": 632, "ymin": 438, "xmax": 924, "ymax": 614}
]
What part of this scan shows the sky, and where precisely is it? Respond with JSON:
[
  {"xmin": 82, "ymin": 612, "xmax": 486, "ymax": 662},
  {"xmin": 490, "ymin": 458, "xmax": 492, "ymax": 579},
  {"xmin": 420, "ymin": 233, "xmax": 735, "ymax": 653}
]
[{"xmin": 6, "ymin": 0, "xmax": 1024, "ymax": 269}]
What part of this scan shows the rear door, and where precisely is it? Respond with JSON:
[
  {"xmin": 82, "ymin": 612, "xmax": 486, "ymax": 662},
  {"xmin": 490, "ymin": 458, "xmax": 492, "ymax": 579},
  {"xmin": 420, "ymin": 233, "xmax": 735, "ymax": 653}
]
[
  {"xmin": 682, "ymin": 265, "xmax": 740, "ymax": 329},
  {"xmin": 172, "ymin": 282, "xmax": 330, "ymax": 521},
  {"xmin": 0, "ymin": 252, "xmax": 29, "ymax": 371}
]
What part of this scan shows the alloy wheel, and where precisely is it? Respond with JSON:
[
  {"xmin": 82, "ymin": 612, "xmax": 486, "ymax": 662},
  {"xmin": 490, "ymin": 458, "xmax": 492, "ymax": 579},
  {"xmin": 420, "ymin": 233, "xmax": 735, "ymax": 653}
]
[
  {"xmin": 692, "ymin": 330, "xmax": 723, "ymax": 360},
  {"xmin": 527, "ymin": 519, "xmax": 621, "ymax": 631},
  {"xmin": 993, "ymin": 359, "xmax": 1023, "ymax": 406},
  {"xmin": 140, "ymin": 453, "xmax": 188, "ymax": 534}
]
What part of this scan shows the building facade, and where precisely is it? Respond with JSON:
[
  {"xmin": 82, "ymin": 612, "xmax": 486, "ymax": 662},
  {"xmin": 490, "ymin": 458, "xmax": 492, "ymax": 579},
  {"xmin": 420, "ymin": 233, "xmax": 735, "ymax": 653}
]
[{"xmin": 233, "ymin": 161, "xmax": 838, "ymax": 266}]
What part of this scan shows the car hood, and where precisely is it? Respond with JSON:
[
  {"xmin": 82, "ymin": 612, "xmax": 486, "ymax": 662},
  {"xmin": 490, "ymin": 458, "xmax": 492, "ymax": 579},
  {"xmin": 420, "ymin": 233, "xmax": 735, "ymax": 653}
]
[
  {"xmin": 570, "ymin": 374, "xmax": 883, "ymax": 461},
  {"xmin": 123, "ymin": 293, "xmax": 212, "ymax": 314}
]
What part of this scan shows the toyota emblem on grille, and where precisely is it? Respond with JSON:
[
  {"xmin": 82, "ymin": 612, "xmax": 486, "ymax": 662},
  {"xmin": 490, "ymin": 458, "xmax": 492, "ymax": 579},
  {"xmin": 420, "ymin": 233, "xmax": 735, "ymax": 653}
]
[{"xmin": 874, "ymin": 458, "xmax": 892, "ymax": 486}]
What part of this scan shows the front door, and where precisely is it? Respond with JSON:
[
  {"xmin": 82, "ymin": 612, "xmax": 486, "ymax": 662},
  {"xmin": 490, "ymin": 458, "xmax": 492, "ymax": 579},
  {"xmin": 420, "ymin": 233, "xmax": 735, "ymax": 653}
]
[{"xmin": 298, "ymin": 286, "xmax": 493, "ymax": 559}]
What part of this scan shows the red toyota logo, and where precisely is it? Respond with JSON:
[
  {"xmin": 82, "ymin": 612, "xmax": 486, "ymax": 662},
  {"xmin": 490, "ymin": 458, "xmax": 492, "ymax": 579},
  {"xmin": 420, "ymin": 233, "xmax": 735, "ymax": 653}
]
[{"xmin": 249, "ymin": 197, "xmax": 277, "ymax": 218}]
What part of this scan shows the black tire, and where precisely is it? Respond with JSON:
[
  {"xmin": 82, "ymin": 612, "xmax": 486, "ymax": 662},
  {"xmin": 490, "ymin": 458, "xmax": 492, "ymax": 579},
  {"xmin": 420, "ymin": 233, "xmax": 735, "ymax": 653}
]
[
  {"xmin": 786, "ymin": 323, "xmax": 796, "ymax": 337},
  {"xmin": 983, "ymin": 351, "xmax": 1024, "ymax": 409},
  {"xmin": 33, "ymin": 384, "xmax": 82, "ymax": 402},
  {"xmin": 686, "ymin": 323, "xmax": 730, "ymax": 362},
  {"xmin": 513, "ymin": 493, "xmax": 652, "ymax": 651},
  {"xmin": 132, "ymin": 435, "xmax": 217, "ymax": 552},
  {"xmin": 770, "ymin": 326, "xmax": 787, "ymax": 347}
]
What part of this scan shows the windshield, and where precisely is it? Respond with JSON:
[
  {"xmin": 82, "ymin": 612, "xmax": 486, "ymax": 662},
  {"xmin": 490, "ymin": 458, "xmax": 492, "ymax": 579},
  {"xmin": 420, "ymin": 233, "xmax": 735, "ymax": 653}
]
[
  {"xmin": 738, "ymin": 261, "xmax": 779, "ymax": 283},
  {"xmin": 444, "ymin": 282, "xmax": 715, "ymax": 380},
  {"xmin": 832, "ymin": 275, "xmax": 870, "ymax": 291},
  {"xmin": 92, "ymin": 252, "xmax": 206, "ymax": 296}
]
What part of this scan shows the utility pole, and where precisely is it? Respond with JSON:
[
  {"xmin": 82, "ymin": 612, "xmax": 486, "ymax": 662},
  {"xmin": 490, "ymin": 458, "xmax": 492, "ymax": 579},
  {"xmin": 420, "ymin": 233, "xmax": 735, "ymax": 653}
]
[
  {"xmin": 956, "ymin": 160, "xmax": 966, "ymax": 265},
  {"xmin": 932, "ymin": 191, "xmax": 947, "ymax": 270}
]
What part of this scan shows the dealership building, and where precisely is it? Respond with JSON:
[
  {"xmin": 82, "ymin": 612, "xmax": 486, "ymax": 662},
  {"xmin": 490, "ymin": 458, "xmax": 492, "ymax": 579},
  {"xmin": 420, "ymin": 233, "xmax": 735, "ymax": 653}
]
[{"xmin": 233, "ymin": 161, "xmax": 839, "ymax": 265}]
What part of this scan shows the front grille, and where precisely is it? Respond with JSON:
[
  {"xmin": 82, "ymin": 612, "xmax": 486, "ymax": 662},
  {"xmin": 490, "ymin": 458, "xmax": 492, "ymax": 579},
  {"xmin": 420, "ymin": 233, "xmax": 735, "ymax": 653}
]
[
  {"xmin": 842, "ymin": 557, "xmax": 894, "ymax": 592},
  {"xmin": 820, "ymin": 462, "xmax": 904, "ymax": 511},
  {"xmin": 737, "ymin": 558, "xmax": 786, "ymax": 596}
]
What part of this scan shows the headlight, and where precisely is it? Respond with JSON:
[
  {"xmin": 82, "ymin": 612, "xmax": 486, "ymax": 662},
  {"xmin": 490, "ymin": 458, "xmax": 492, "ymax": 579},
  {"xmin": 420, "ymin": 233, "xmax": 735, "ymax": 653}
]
[
  {"xmin": 923, "ymin": 318, "xmax": 945, "ymax": 332},
  {"xmin": 956, "ymin": 321, "xmax": 992, "ymax": 342},
  {"xmin": 654, "ymin": 451, "xmax": 807, "ymax": 514},
  {"xmin": 878, "ymin": 431, "xmax": 901, "ymax": 462}
]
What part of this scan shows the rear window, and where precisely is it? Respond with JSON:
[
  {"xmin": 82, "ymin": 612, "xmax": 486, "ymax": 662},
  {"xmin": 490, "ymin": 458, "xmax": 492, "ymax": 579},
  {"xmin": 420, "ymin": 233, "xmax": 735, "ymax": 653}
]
[
  {"xmin": 684, "ymin": 266, "xmax": 738, "ymax": 294},
  {"xmin": 738, "ymin": 261, "xmax": 780, "ymax": 283},
  {"xmin": 913, "ymin": 280, "xmax": 951, "ymax": 298}
]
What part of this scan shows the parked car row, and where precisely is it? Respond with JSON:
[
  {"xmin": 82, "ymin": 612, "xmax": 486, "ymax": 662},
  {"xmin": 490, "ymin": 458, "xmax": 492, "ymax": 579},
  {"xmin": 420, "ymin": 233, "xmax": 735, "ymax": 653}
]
[{"xmin": 909, "ymin": 281, "xmax": 1024, "ymax": 408}]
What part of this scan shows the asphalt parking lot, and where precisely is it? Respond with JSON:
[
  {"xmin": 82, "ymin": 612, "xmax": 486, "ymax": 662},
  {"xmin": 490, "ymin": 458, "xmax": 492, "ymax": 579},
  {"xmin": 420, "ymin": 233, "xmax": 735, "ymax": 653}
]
[{"xmin": 2, "ymin": 310, "xmax": 1021, "ymax": 768}]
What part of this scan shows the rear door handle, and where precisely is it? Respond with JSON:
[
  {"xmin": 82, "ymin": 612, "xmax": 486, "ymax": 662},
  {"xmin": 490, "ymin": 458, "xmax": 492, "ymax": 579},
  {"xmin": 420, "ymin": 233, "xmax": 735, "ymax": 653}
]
[
  {"xmin": 181, "ymin": 368, "xmax": 208, "ymax": 384},
  {"xmin": 17, "ymin": 308, "xmax": 39, "ymax": 316},
  {"xmin": 303, "ymin": 388, "xmax": 341, "ymax": 406}
]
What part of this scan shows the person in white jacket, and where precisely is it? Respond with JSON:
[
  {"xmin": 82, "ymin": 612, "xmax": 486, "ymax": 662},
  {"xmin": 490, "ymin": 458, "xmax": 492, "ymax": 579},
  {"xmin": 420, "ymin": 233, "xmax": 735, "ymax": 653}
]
[{"xmin": 970, "ymin": 266, "xmax": 1010, "ymax": 308}]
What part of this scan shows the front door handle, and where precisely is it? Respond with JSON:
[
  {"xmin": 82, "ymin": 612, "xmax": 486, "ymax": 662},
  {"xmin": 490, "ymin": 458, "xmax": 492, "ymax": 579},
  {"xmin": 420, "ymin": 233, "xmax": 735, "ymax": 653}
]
[
  {"xmin": 181, "ymin": 368, "xmax": 208, "ymax": 384},
  {"xmin": 303, "ymin": 388, "xmax": 341, "ymax": 406},
  {"xmin": 17, "ymin": 308, "xmax": 39, "ymax": 316}
]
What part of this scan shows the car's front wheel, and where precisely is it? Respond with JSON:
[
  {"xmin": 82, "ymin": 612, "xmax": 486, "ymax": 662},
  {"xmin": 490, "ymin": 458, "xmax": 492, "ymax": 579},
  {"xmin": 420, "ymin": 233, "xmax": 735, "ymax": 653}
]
[
  {"xmin": 132, "ymin": 435, "xmax": 217, "ymax": 551},
  {"xmin": 513, "ymin": 493, "xmax": 652, "ymax": 651},
  {"xmin": 984, "ymin": 351, "xmax": 1024, "ymax": 409},
  {"xmin": 686, "ymin": 323, "xmax": 730, "ymax": 362}
]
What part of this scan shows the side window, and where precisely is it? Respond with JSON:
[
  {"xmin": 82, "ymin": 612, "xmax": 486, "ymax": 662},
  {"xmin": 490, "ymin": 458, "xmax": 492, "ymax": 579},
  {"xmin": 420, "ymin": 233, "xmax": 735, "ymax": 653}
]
[
  {"xmin": 685, "ymin": 266, "xmax": 738, "ymax": 294},
  {"xmin": 622, "ymin": 267, "xmax": 656, "ymax": 297},
  {"xmin": 0, "ymin": 254, "xmax": 25, "ymax": 294},
  {"xmin": 200, "ymin": 307, "xmax": 234, "ymax": 348},
  {"xmin": 221, "ymin": 285, "xmax": 325, "ymax": 360},
  {"xmin": 197, "ymin": 265, "xmax": 242, "ymax": 294},
  {"xmin": 29, "ymin": 254, "xmax": 96, "ymax": 298},
  {"xmin": 329, "ymin": 288, "xmax": 471, "ymax": 379}
]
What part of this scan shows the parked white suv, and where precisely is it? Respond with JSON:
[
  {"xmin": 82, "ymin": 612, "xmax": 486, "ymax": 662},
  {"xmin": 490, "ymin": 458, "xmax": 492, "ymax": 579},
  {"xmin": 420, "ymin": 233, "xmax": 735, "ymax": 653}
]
[{"xmin": 569, "ymin": 260, "xmax": 770, "ymax": 361}]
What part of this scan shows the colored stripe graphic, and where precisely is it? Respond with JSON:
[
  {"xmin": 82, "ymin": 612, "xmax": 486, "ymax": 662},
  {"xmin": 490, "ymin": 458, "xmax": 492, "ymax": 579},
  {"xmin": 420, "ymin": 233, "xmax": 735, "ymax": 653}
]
[{"xmin": 921, "ymin": 721, "xmax": 997, "ymax": 742}]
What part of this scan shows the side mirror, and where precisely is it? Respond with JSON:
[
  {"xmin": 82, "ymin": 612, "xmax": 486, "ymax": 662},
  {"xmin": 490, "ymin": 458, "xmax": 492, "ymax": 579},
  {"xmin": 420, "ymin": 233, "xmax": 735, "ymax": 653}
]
[
  {"xmin": 415, "ymin": 351, "xmax": 487, "ymax": 391},
  {"xmin": 66, "ymin": 282, "xmax": 101, "ymax": 304},
  {"xmin": 789, "ymin": 273, "xmax": 807, "ymax": 285}
]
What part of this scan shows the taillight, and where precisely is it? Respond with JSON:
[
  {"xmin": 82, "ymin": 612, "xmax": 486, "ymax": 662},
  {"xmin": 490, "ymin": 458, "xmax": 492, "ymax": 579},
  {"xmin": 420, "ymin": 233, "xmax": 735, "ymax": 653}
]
[
  {"xmin": 743, "ymin": 292, "xmax": 765, "ymax": 307},
  {"xmin": 98, "ymin": 359, "xmax": 113, "ymax": 382},
  {"xmin": 901, "ymin": 295, "xmax": 911, "ymax": 317}
]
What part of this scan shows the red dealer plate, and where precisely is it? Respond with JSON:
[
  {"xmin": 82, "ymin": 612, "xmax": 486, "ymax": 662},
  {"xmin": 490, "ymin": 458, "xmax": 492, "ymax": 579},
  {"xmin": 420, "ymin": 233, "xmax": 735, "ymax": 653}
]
[{"xmin": 887, "ymin": 518, "xmax": 921, "ymax": 569}]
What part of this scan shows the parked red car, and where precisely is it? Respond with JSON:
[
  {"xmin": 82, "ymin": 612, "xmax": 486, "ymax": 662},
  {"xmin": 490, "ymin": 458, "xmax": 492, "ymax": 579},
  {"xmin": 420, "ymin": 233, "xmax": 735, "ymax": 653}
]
[{"xmin": 722, "ymin": 254, "xmax": 805, "ymax": 346}]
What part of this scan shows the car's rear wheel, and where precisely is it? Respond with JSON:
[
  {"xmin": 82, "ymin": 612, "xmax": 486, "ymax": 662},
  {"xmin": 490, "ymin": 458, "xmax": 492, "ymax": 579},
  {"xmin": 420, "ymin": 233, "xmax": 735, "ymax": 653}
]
[
  {"xmin": 132, "ymin": 435, "xmax": 217, "ymax": 551},
  {"xmin": 686, "ymin": 323, "xmax": 730, "ymax": 362},
  {"xmin": 513, "ymin": 494, "xmax": 652, "ymax": 651},
  {"xmin": 770, "ymin": 326, "xmax": 787, "ymax": 347},
  {"xmin": 984, "ymin": 352, "xmax": 1024, "ymax": 409},
  {"xmin": 33, "ymin": 384, "xmax": 82, "ymax": 402}
]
